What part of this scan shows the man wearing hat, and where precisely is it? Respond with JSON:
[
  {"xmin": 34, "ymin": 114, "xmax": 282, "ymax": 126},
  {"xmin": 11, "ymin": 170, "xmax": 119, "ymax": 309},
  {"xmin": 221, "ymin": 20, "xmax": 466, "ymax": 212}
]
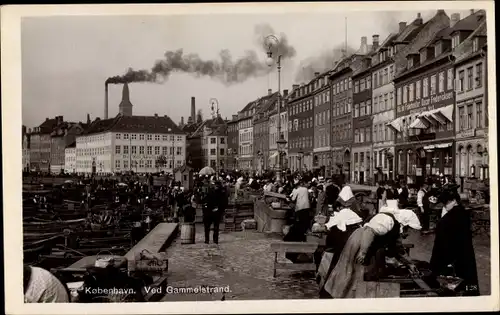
[{"xmin": 429, "ymin": 183, "xmax": 479, "ymax": 296}]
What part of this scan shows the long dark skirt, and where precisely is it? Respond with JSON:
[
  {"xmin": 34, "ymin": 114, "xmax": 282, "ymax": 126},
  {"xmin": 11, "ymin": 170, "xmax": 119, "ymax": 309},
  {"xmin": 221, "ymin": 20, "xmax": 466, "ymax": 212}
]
[
  {"xmin": 318, "ymin": 224, "xmax": 360, "ymax": 298},
  {"xmin": 283, "ymin": 209, "xmax": 311, "ymax": 263}
]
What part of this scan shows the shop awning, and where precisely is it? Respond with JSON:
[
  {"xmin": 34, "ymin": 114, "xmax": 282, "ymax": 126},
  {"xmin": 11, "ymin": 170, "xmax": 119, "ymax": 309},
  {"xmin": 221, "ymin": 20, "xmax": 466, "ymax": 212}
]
[
  {"xmin": 409, "ymin": 118, "xmax": 429, "ymax": 129},
  {"xmin": 419, "ymin": 105, "xmax": 454, "ymax": 125},
  {"xmin": 386, "ymin": 118, "xmax": 402, "ymax": 133}
]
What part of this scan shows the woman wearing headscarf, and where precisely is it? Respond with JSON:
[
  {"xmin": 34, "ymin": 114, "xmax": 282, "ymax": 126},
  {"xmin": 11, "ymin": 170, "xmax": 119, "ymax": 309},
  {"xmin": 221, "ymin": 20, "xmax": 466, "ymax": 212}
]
[
  {"xmin": 24, "ymin": 265, "xmax": 70, "ymax": 303},
  {"xmin": 429, "ymin": 184, "xmax": 479, "ymax": 296},
  {"xmin": 321, "ymin": 207, "xmax": 421, "ymax": 298}
]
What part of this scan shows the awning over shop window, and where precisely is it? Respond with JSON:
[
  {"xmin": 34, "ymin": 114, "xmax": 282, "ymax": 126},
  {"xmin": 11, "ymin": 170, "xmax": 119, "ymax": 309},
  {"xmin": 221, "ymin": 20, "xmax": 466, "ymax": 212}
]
[
  {"xmin": 409, "ymin": 118, "xmax": 429, "ymax": 129},
  {"xmin": 419, "ymin": 105, "xmax": 453, "ymax": 125},
  {"xmin": 386, "ymin": 118, "xmax": 402, "ymax": 133}
]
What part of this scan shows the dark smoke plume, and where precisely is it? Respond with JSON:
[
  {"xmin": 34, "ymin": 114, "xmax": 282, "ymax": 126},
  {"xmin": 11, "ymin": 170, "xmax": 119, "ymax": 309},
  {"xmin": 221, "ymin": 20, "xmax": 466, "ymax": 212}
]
[
  {"xmin": 106, "ymin": 24, "xmax": 296, "ymax": 86},
  {"xmin": 294, "ymin": 44, "xmax": 356, "ymax": 83}
]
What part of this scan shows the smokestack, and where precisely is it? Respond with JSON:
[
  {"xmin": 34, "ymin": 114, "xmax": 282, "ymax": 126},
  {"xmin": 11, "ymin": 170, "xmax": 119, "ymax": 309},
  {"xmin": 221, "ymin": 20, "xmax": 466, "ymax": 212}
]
[
  {"xmin": 87, "ymin": 114, "xmax": 91, "ymax": 125},
  {"xmin": 372, "ymin": 35, "xmax": 380, "ymax": 50},
  {"xmin": 180, "ymin": 116, "xmax": 184, "ymax": 126},
  {"xmin": 450, "ymin": 13, "xmax": 460, "ymax": 28},
  {"xmin": 104, "ymin": 84, "xmax": 109, "ymax": 119},
  {"xmin": 399, "ymin": 22, "xmax": 407, "ymax": 33},
  {"xmin": 268, "ymin": 88, "xmax": 272, "ymax": 96},
  {"xmin": 360, "ymin": 36, "xmax": 368, "ymax": 54},
  {"xmin": 191, "ymin": 97, "xmax": 196, "ymax": 123}
]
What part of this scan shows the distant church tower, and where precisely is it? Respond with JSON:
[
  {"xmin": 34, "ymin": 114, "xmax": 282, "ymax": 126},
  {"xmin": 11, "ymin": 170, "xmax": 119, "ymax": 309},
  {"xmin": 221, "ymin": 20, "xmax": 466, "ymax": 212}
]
[{"xmin": 119, "ymin": 82, "xmax": 133, "ymax": 116}]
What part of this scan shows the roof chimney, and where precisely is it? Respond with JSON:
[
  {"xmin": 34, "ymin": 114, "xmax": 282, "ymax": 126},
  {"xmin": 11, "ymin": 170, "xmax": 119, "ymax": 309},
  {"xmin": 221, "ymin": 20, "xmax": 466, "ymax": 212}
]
[
  {"xmin": 399, "ymin": 22, "xmax": 407, "ymax": 33},
  {"xmin": 414, "ymin": 12, "xmax": 423, "ymax": 25},
  {"xmin": 268, "ymin": 88, "xmax": 272, "ymax": 96},
  {"xmin": 283, "ymin": 89, "xmax": 289, "ymax": 97},
  {"xmin": 314, "ymin": 72, "xmax": 320, "ymax": 77},
  {"xmin": 360, "ymin": 36, "xmax": 368, "ymax": 54},
  {"xmin": 180, "ymin": 116, "xmax": 184, "ymax": 126},
  {"xmin": 470, "ymin": 9, "xmax": 474, "ymax": 15},
  {"xmin": 232, "ymin": 114, "xmax": 238, "ymax": 120},
  {"xmin": 372, "ymin": 34, "xmax": 379, "ymax": 50},
  {"xmin": 154, "ymin": 113, "xmax": 158, "ymax": 117},
  {"xmin": 191, "ymin": 97, "xmax": 196, "ymax": 123},
  {"xmin": 292, "ymin": 84, "xmax": 299, "ymax": 90},
  {"xmin": 86, "ymin": 114, "xmax": 91, "ymax": 125},
  {"xmin": 450, "ymin": 13, "xmax": 460, "ymax": 28}
]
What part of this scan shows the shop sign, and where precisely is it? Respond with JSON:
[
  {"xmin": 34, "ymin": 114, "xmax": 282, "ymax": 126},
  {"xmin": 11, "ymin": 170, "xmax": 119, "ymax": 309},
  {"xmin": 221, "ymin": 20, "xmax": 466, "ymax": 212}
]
[
  {"xmin": 397, "ymin": 91, "xmax": 454, "ymax": 115},
  {"xmin": 456, "ymin": 129, "xmax": 476, "ymax": 139}
]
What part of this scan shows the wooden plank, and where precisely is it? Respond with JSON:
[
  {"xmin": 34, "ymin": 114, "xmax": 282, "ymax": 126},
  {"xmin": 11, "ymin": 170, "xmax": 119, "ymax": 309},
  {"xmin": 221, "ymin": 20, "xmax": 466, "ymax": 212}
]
[
  {"xmin": 125, "ymin": 223, "xmax": 178, "ymax": 261},
  {"xmin": 270, "ymin": 242, "xmax": 319, "ymax": 254},
  {"xmin": 274, "ymin": 262, "xmax": 316, "ymax": 271},
  {"xmin": 264, "ymin": 191, "xmax": 288, "ymax": 200},
  {"xmin": 376, "ymin": 282, "xmax": 400, "ymax": 298}
]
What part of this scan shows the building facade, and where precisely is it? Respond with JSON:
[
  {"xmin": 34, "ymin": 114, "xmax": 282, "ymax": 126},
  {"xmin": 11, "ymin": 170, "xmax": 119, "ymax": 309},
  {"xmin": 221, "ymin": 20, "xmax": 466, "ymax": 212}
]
[
  {"xmin": 393, "ymin": 10, "xmax": 485, "ymax": 185},
  {"xmin": 76, "ymin": 115, "xmax": 186, "ymax": 175},
  {"xmin": 64, "ymin": 143, "xmax": 77, "ymax": 174},
  {"xmin": 29, "ymin": 117, "xmax": 64, "ymax": 173},
  {"xmin": 288, "ymin": 84, "xmax": 314, "ymax": 172},
  {"xmin": 352, "ymin": 55, "xmax": 374, "ymax": 185},
  {"xmin": 269, "ymin": 105, "xmax": 288, "ymax": 170},
  {"xmin": 312, "ymin": 72, "xmax": 332, "ymax": 177},
  {"xmin": 50, "ymin": 122, "xmax": 85, "ymax": 174},
  {"xmin": 237, "ymin": 100, "xmax": 257, "ymax": 171},
  {"xmin": 452, "ymin": 14, "xmax": 488, "ymax": 186},
  {"xmin": 227, "ymin": 115, "xmax": 239, "ymax": 171},
  {"xmin": 23, "ymin": 130, "xmax": 31, "ymax": 172}
]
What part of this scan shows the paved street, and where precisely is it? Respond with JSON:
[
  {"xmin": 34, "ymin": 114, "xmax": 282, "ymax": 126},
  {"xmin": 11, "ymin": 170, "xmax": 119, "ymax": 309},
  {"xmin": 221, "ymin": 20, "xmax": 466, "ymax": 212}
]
[{"xmin": 162, "ymin": 224, "xmax": 491, "ymax": 301}]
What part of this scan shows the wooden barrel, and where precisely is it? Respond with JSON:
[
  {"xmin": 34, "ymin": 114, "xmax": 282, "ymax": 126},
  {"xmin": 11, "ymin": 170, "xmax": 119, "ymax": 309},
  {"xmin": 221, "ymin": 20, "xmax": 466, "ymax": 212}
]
[{"xmin": 180, "ymin": 222, "xmax": 195, "ymax": 244}]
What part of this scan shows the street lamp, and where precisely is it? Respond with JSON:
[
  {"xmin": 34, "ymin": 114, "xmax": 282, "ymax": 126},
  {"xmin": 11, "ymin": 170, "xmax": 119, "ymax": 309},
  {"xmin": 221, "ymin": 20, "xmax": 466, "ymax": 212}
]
[
  {"xmin": 210, "ymin": 97, "xmax": 220, "ymax": 174},
  {"xmin": 266, "ymin": 34, "xmax": 286, "ymax": 182},
  {"xmin": 298, "ymin": 149, "xmax": 304, "ymax": 173},
  {"xmin": 257, "ymin": 150, "xmax": 263, "ymax": 175}
]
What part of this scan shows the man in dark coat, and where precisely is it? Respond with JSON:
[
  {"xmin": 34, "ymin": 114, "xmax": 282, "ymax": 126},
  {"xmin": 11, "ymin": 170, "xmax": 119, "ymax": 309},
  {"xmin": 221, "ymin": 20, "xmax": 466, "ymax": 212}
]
[
  {"xmin": 202, "ymin": 181, "xmax": 227, "ymax": 244},
  {"xmin": 325, "ymin": 179, "xmax": 340, "ymax": 210},
  {"xmin": 430, "ymin": 184, "xmax": 479, "ymax": 296}
]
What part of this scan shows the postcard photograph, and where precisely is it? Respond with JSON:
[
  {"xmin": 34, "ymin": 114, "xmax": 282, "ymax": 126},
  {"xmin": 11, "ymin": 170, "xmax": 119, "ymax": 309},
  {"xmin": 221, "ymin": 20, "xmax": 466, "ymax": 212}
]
[{"xmin": 2, "ymin": 1, "xmax": 498, "ymax": 314}]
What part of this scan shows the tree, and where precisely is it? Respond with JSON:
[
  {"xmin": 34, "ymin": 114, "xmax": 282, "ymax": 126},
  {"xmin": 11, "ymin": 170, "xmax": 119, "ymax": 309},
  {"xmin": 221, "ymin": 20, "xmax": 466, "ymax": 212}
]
[{"xmin": 155, "ymin": 155, "xmax": 168, "ymax": 172}]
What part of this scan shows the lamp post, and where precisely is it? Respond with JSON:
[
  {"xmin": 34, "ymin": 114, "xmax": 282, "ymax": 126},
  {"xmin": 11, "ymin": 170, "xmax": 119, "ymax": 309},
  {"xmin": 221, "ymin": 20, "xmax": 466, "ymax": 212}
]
[
  {"xmin": 265, "ymin": 34, "xmax": 287, "ymax": 182},
  {"xmin": 298, "ymin": 149, "xmax": 304, "ymax": 173},
  {"xmin": 257, "ymin": 150, "xmax": 263, "ymax": 175},
  {"xmin": 210, "ymin": 98, "xmax": 220, "ymax": 174}
]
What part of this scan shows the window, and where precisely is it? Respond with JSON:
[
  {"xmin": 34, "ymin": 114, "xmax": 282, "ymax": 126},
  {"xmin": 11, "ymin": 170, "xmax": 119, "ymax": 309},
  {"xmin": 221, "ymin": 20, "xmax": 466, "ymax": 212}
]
[
  {"xmin": 438, "ymin": 72, "xmax": 445, "ymax": 93},
  {"xmin": 476, "ymin": 101, "xmax": 483, "ymax": 128},
  {"xmin": 115, "ymin": 133, "xmax": 121, "ymax": 140},
  {"xmin": 373, "ymin": 72, "xmax": 378, "ymax": 88},
  {"xmin": 210, "ymin": 148, "xmax": 216, "ymax": 156},
  {"xmin": 409, "ymin": 83, "xmax": 414, "ymax": 102},
  {"xmin": 476, "ymin": 63, "xmax": 483, "ymax": 87},
  {"xmin": 452, "ymin": 34, "xmax": 460, "ymax": 49},
  {"xmin": 365, "ymin": 128, "xmax": 371, "ymax": 142},
  {"xmin": 467, "ymin": 67, "xmax": 473, "ymax": 90},
  {"xmin": 472, "ymin": 37, "xmax": 479, "ymax": 52},
  {"xmin": 354, "ymin": 129, "xmax": 360, "ymax": 143},
  {"xmin": 131, "ymin": 146, "xmax": 137, "ymax": 154},
  {"xmin": 115, "ymin": 160, "xmax": 120, "ymax": 169},
  {"xmin": 146, "ymin": 160, "xmax": 152, "ymax": 168},
  {"xmin": 220, "ymin": 137, "xmax": 225, "ymax": 144},
  {"xmin": 210, "ymin": 137, "xmax": 216, "ymax": 144},
  {"xmin": 458, "ymin": 70, "xmax": 465, "ymax": 92},
  {"xmin": 373, "ymin": 125, "xmax": 378, "ymax": 142},
  {"xmin": 384, "ymin": 68, "xmax": 388, "ymax": 85},
  {"xmin": 374, "ymin": 96, "xmax": 379, "ymax": 112},
  {"xmin": 360, "ymin": 129, "xmax": 365, "ymax": 143},
  {"xmin": 360, "ymin": 102, "xmax": 366, "ymax": 116},
  {"xmin": 366, "ymin": 100, "xmax": 372, "ymax": 115},
  {"xmin": 147, "ymin": 134, "xmax": 152, "ymax": 141},
  {"xmin": 467, "ymin": 104, "xmax": 473, "ymax": 129},
  {"xmin": 131, "ymin": 134, "xmax": 137, "ymax": 140},
  {"xmin": 367, "ymin": 76, "xmax": 371, "ymax": 89},
  {"xmin": 423, "ymin": 78, "xmax": 429, "ymax": 97},
  {"xmin": 354, "ymin": 104, "xmax": 359, "ymax": 117},
  {"xmin": 430, "ymin": 74, "xmax": 436, "ymax": 95},
  {"xmin": 162, "ymin": 146, "xmax": 168, "ymax": 155},
  {"xmin": 176, "ymin": 147, "xmax": 182, "ymax": 156},
  {"xmin": 402, "ymin": 85, "xmax": 407, "ymax": 104},
  {"xmin": 348, "ymin": 78, "xmax": 352, "ymax": 89},
  {"xmin": 354, "ymin": 80, "xmax": 359, "ymax": 93},
  {"xmin": 414, "ymin": 80, "xmax": 421, "ymax": 100},
  {"xmin": 139, "ymin": 146, "xmax": 144, "ymax": 154},
  {"xmin": 177, "ymin": 135, "xmax": 183, "ymax": 142},
  {"xmin": 123, "ymin": 134, "xmax": 129, "ymax": 140},
  {"xmin": 115, "ymin": 145, "xmax": 121, "ymax": 154},
  {"xmin": 154, "ymin": 146, "xmax": 160, "ymax": 155},
  {"xmin": 123, "ymin": 145, "xmax": 129, "ymax": 154},
  {"xmin": 389, "ymin": 65, "xmax": 394, "ymax": 81},
  {"xmin": 147, "ymin": 146, "xmax": 152, "ymax": 155},
  {"xmin": 447, "ymin": 69, "xmax": 454, "ymax": 90},
  {"xmin": 360, "ymin": 79, "xmax": 366, "ymax": 91}
]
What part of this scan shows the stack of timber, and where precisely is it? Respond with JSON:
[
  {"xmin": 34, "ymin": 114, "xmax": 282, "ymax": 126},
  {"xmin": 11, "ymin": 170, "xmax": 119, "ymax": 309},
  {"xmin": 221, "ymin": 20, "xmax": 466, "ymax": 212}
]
[{"xmin": 224, "ymin": 201, "xmax": 254, "ymax": 232}]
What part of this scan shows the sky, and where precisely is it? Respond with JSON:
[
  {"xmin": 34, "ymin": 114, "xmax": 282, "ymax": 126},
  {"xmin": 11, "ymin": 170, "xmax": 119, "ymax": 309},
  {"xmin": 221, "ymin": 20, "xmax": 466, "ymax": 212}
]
[{"xmin": 21, "ymin": 8, "xmax": 471, "ymax": 128}]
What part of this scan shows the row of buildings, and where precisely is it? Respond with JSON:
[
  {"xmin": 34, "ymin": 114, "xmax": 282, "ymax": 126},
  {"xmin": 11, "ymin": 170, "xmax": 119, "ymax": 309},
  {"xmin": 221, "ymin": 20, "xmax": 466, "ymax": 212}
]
[
  {"xmin": 223, "ymin": 9, "xmax": 489, "ymax": 187},
  {"xmin": 22, "ymin": 9, "xmax": 489, "ymax": 188}
]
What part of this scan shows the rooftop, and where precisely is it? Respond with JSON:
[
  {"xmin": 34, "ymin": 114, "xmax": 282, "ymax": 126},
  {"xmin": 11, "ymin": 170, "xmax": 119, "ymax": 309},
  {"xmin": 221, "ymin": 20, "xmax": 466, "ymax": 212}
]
[{"xmin": 83, "ymin": 114, "xmax": 184, "ymax": 135}]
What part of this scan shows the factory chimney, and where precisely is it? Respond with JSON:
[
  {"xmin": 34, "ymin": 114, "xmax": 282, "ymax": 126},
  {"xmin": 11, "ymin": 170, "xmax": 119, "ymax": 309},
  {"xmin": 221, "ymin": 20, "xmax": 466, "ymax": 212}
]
[
  {"xmin": 118, "ymin": 83, "xmax": 133, "ymax": 116},
  {"xmin": 372, "ymin": 35, "xmax": 380, "ymax": 50},
  {"xmin": 180, "ymin": 116, "xmax": 185, "ymax": 127},
  {"xmin": 104, "ymin": 84, "xmax": 109, "ymax": 119},
  {"xmin": 191, "ymin": 97, "xmax": 196, "ymax": 123}
]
